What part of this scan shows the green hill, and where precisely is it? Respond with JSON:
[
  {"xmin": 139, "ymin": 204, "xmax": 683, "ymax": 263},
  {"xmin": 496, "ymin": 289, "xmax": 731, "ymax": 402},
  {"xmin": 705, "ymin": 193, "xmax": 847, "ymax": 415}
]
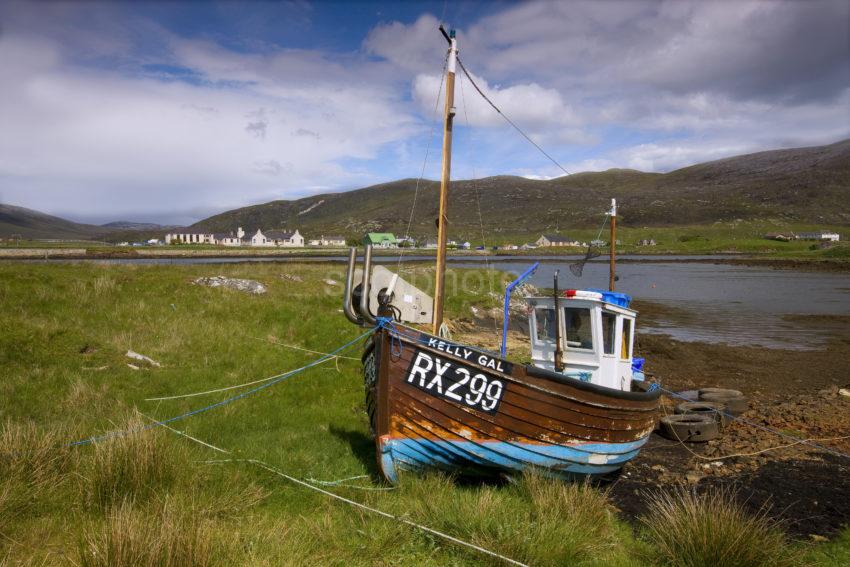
[
  {"xmin": 0, "ymin": 204, "xmax": 110, "ymax": 240},
  {"xmin": 192, "ymin": 139, "xmax": 850, "ymax": 240}
]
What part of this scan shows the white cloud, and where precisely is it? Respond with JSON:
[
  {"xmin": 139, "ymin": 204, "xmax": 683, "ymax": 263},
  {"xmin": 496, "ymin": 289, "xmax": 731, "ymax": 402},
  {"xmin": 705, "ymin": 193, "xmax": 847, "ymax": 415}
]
[{"xmin": 0, "ymin": 26, "xmax": 421, "ymax": 223}]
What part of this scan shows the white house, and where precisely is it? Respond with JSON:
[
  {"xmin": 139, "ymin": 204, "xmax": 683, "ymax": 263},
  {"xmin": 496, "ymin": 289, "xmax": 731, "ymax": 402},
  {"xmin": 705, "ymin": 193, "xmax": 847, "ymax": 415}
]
[
  {"xmin": 799, "ymin": 231, "xmax": 840, "ymax": 242},
  {"xmin": 165, "ymin": 232, "xmax": 216, "ymax": 244},
  {"xmin": 536, "ymin": 234, "xmax": 580, "ymax": 247},
  {"xmin": 264, "ymin": 230, "xmax": 305, "ymax": 247},
  {"xmin": 216, "ymin": 227, "xmax": 245, "ymax": 246},
  {"xmin": 251, "ymin": 229, "xmax": 270, "ymax": 246},
  {"xmin": 309, "ymin": 235, "xmax": 346, "ymax": 247}
]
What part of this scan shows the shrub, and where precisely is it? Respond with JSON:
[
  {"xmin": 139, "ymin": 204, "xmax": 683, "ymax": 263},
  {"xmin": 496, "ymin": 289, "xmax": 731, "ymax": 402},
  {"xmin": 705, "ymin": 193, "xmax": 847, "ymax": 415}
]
[{"xmin": 640, "ymin": 486, "xmax": 800, "ymax": 567}]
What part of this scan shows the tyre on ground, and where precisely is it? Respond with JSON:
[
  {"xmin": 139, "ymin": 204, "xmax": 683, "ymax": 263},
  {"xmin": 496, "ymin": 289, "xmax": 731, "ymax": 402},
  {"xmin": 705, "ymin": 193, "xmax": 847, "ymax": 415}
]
[{"xmin": 659, "ymin": 413, "xmax": 719, "ymax": 442}]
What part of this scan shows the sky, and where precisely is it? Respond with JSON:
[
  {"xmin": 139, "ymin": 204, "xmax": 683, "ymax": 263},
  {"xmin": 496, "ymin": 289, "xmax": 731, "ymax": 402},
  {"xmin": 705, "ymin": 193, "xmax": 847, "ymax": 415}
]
[{"xmin": 0, "ymin": 0, "xmax": 848, "ymax": 225}]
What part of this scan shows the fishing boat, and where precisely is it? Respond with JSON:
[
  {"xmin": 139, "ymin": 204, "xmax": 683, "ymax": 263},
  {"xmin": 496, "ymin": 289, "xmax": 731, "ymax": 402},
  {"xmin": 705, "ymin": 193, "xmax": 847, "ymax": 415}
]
[{"xmin": 342, "ymin": 26, "xmax": 660, "ymax": 483}]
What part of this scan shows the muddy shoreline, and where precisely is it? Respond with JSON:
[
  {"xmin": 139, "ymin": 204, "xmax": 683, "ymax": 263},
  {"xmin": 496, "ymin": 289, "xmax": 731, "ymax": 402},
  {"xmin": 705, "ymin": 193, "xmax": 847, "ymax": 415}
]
[{"xmin": 609, "ymin": 304, "xmax": 850, "ymax": 537}]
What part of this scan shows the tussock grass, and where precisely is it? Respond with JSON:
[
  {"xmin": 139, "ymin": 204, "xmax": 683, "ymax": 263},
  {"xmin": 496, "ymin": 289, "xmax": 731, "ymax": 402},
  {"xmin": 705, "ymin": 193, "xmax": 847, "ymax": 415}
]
[
  {"xmin": 640, "ymin": 486, "xmax": 800, "ymax": 567},
  {"xmin": 81, "ymin": 415, "xmax": 191, "ymax": 510},
  {"xmin": 0, "ymin": 420, "xmax": 72, "ymax": 536},
  {"xmin": 78, "ymin": 500, "xmax": 225, "ymax": 567},
  {"xmin": 397, "ymin": 471, "xmax": 629, "ymax": 565}
]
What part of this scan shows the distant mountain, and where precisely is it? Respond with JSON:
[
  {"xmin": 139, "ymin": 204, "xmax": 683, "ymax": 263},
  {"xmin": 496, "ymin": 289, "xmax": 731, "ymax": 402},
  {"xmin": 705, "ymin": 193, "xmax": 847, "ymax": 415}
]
[
  {"xmin": 192, "ymin": 139, "xmax": 850, "ymax": 239},
  {"xmin": 3, "ymin": 139, "xmax": 847, "ymax": 242},
  {"xmin": 101, "ymin": 221, "xmax": 175, "ymax": 230},
  {"xmin": 0, "ymin": 204, "xmax": 111, "ymax": 240}
]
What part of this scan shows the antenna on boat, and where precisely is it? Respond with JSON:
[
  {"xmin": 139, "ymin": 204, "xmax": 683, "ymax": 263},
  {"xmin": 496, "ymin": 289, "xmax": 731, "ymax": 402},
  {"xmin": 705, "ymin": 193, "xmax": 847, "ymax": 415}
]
[
  {"xmin": 432, "ymin": 25, "xmax": 458, "ymax": 336},
  {"xmin": 553, "ymin": 269, "xmax": 564, "ymax": 372},
  {"xmin": 609, "ymin": 198, "xmax": 617, "ymax": 291}
]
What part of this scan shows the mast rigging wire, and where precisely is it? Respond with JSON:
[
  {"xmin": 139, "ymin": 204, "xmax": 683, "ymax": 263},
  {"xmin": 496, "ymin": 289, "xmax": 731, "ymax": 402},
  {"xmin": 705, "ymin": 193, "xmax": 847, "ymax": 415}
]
[
  {"xmin": 458, "ymin": 69, "xmax": 500, "ymax": 335},
  {"xmin": 397, "ymin": 53, "xmax": 448, "ymax": 271},
  {"xmin": 456, "ymin": 57, "xmax": 571, "ymax": 177}
]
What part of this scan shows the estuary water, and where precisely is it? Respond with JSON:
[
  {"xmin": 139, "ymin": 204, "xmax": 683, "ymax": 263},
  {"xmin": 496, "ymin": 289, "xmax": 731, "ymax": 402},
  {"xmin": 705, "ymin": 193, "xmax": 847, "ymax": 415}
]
[{"xmin": 23, "ymin": 254, "xmax": 850, "ymax": 350}]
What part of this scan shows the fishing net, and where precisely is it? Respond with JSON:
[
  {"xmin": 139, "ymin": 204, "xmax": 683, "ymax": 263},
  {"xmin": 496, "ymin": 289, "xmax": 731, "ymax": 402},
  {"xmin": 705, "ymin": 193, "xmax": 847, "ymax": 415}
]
[
  {"xmin": 569, "ymin": 245, "xmax": 601, "ymax": 277},
  {"xmin": 569, "ymin": 214, "xmax": 608, "ymax": 278}
]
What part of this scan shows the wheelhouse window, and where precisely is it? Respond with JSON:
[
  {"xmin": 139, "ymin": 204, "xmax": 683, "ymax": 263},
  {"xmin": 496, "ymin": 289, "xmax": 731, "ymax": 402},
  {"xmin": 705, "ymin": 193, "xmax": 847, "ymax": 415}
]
[
  {"xmin": 564, "ymin": 307, "xmax": 593, "ymax": 350},
  {"xmin": 602, "ymin": 312, "xmax": 616, "ymax": 355},
  {"xmin": 621, "ymin": 318, "xmax": 633, "ymax": 359},
  {"xmin": 534, "ymin": 307, "xmax": 556, "ymax": 343}
]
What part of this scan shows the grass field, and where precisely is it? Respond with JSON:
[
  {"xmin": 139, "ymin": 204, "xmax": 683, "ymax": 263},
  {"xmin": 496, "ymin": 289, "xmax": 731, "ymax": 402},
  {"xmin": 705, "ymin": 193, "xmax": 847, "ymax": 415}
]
[{"xmin": 1, "ymin": 261, "xmax": 848, "ymax": 565}]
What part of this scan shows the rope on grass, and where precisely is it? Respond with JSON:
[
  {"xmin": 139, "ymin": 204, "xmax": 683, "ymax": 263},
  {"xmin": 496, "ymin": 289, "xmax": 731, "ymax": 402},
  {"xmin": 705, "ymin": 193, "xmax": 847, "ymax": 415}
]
[
  {"xmin": 214, "ymin": 458, "xmax": 528, "ymax": 567},
  {"xmin": 65, "ymin": 328, "xmax": 374, "ymax": 447},
  {"xmin": 659, "ymin": 387, "xmax": 850, "ymax": 461},
  {"xmin": 157, "ymin": 425, "xmax": 524, "ymax": 565},
  {"xmin": 252, "ymin": 336, "xmax": 360, "ymax": 361},
  {"xmin": 144, "ymin": 357, "xmax": 336, "ymax": 401}
]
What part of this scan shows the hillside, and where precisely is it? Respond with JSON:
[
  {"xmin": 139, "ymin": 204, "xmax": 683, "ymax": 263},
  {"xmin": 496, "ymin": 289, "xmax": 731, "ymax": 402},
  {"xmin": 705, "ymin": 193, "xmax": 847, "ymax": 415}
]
[
  {"xmin": 192, "ymin": 139, "xmax": 850, "ymax": 239},
  {"xmin": 0, "ymin": 204, "xmax": 110, "ymax": 240}
]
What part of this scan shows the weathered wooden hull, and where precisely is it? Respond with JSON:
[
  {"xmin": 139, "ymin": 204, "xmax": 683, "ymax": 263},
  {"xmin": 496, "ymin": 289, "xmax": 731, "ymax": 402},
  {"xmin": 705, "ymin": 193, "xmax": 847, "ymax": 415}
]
[{"xmin": 364, "ymin": 326, "xmax": 660, "ymax": 483}]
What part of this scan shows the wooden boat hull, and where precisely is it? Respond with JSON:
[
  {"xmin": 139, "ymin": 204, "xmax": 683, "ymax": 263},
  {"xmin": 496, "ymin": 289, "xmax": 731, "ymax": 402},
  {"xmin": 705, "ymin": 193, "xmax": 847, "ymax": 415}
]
[{"xmin": 364, "ymin": 326, "xmax": 661, "ymax": 483}]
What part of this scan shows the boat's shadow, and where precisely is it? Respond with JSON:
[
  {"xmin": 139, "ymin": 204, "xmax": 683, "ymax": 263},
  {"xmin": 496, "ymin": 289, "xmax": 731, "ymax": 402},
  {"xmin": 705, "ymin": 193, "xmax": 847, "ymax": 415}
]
[{"xmin": 328, "ymin": 425, "xmax": 381, "ymax": 479}]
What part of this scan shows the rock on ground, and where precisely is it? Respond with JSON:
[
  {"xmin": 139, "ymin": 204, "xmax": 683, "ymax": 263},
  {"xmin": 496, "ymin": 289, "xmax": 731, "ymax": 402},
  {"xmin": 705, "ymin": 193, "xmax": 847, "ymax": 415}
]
[{"xmin": 193, "ymin": 275, "xmax": 267, "ymax": 295}]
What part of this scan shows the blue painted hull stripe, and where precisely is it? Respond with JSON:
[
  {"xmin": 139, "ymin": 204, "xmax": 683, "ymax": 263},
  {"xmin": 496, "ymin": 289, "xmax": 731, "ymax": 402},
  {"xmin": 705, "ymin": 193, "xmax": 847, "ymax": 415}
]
[{"xmin": 383, "ymin": 437, "xmax": 648, "ymax": 478}]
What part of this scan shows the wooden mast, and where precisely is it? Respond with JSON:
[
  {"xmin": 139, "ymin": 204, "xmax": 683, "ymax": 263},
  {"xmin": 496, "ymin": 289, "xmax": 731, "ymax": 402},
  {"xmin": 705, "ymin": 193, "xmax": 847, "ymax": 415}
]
[
  {"xmin": 432, "ymin": 26, "xmax": 457, "ymax": 335},
  {"xmin": 609, "ymin": 198, "xmax": 617, "ymax": 292}
]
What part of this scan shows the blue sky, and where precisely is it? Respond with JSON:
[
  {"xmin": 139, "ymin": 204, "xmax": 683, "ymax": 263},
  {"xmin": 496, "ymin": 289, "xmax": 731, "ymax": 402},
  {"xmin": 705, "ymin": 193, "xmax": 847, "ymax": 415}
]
[{"xmin": 0, "ymin": 0, "xmax": 848, "ymax": 224}]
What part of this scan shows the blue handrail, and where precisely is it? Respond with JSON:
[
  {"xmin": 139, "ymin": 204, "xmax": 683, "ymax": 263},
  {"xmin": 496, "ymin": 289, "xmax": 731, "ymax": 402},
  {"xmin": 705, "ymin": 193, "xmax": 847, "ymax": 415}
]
[{"xmin": 501, "ymin": 262, "xmax": 540, "ymax": 358}]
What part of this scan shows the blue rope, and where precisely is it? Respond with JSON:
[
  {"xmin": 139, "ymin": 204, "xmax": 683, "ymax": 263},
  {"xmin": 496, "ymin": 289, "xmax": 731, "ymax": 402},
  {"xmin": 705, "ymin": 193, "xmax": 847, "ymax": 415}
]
[
  {"xmin": 376, "ymin": 316, "xmax": 404, "ymax": 358},
  {"xmin": 660, "ymin": 386, "xmax": 850, "ymax": 461},
  {"xmin": 65, "ymin": 328, "xmax": 375, "ymax": 448}
]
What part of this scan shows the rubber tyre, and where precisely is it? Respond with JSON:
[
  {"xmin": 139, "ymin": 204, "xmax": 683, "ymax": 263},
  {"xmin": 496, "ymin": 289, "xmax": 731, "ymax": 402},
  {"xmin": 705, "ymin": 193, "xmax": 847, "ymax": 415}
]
[
  {"xmin": 699, "ymin": 392, "xmax": 748, "ymax": 415},
  {"xmin": 698, "ymin": 387, "xmax": 743, "ymax": 398},
  {"xmin": 674, "ymin": 401, "xmax": 729, "ymax": 428},
  {"xmin": 659, "ymin": 414, "xmax": 719, "ymax": 442}
]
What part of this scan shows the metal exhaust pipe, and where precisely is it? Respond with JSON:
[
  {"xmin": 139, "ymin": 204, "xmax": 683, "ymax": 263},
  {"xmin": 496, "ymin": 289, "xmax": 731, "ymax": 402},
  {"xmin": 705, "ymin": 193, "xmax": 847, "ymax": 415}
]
[
  {"xmin": 358, "ymin": 245, "xmax": 377, "ymax": 325},
  {"xmin": 342, "ymin": 247, "xmax": 363, "ymax": 325}
]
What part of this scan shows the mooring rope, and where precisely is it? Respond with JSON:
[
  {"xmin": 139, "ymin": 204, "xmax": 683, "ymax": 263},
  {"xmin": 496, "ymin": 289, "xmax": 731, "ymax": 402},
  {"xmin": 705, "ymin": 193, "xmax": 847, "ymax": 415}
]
[
  {"xmin": 65, "ymin": 328, "xmax": 374, "ymax": 447},
  {"xmin": 149, "ymin": 420, "xmax": 525, "ymax": 565},
  {"xmin": 144, "ymin": 357, "xmax": 337, "ymax": 401},
  {"xmin": 211, "ymin": 457, "xmax": 528, "ymax": 566},
  {"xmin": 252, "ymin": 336, "xmax": 360, "ymax": 360}
]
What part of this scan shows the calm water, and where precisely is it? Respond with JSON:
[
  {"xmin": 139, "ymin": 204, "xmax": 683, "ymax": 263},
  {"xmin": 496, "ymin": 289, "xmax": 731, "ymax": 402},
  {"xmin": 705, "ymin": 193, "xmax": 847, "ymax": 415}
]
[
  {"xmin": 18, "ymin": 254, "xmax": 850, "ymax": 349},
  {"xmin": 454, "ymin": 259, "xmax": 850, "ymax": 350}
]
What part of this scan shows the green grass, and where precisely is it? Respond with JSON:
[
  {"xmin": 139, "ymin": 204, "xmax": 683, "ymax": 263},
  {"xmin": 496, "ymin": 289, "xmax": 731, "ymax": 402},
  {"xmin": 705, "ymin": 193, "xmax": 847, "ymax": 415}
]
[{"xmin": 0, "ymin": 261, "xmax": 846, "ymax": 564}]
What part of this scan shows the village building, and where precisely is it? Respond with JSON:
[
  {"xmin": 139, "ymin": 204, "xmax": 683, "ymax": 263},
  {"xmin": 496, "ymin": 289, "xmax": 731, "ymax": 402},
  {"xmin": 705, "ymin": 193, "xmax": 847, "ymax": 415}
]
[
  {"xmin": 164, "ymin": 231, "xmax": 216, "ymax": 244},
  {"xmin": 637, "ymin": 239, "xmax": 657, "ymax": 246},
  {"xmin": 308, "ymin": 235, "xmax": 347, "ymax": 247},
  {"xmin": 264, "ymin": 230, "xmax": 305, "ymax": 247},
  {"xmin": 798, "ymin": 230, "xmax": 840, "ymax": 242},
  {"xmin": 364, "ymin": 233, "xmax": 397, "ymax": 248},
  {"xmin": 536, "ymin": 234, "xmax": 580, "ymax": 247},
  {"xmin": 422, "ymin": 238, "xmax": 438, "ymax": 249}
]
